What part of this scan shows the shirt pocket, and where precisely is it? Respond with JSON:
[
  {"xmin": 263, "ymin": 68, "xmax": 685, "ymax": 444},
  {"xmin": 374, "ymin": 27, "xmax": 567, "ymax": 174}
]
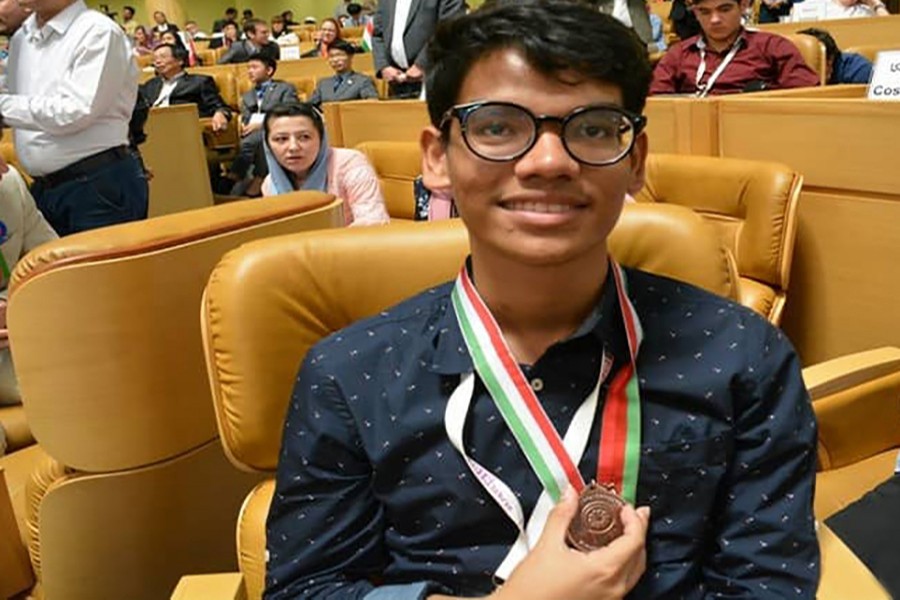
[{"xmin": 637, "ymin": 434, "xmax": 733, "ymax": 565}]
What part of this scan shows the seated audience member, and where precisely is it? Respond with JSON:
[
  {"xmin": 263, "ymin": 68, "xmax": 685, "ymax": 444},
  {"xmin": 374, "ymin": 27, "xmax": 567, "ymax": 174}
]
[
  {"xmin": 271, "ymin": 14, "xmax": 298, "ymax": 41},
  {"xmin": 0, "ymin": 166, "xmax": 57, "ymax": 456},
  {"xmin": 265, "ymin": 2, "xmax": 818, "ymax": 598},
  {"xmin": 158, "ymin": 29, "xmax": 201, "ymax": 66},
  {"xmin": 669, "ymin": 0, "xmax": 701, "ymax": 39},
  {"xmin": 140, "ymin": 44, "xmax": 232, "ymax": 133},
  {"xmin": 799, "ymin": 27, "xmax": 873, "ymax": 83},
  {"xmin": 184, "ymin": 20, "xmax": 209, "ymax": 40},
  {"xmin": 261, "ymin": 102, "xmax": 389, "ymax": 226},
  {"xmin": 334, "ymin": 0, "xmax": 352, "ymax": 19},
  {"xmin": 758, "ymin": 0, "xmax": 794, "ymax": 23},
  {"xmin": 282, "ymin": 10, "xmax": 299, "ymax": 27},
  {"xmin": 121, "ymin": 5, "xmax": 139, "ymax": 39},
  {"xmin": 132, "ymin": 24, "xmax": 155, "ymax": 56},
  {"xmin": 213, "ymin": 7, "xmax": 239, "ymax": 33},
  {"xmin": 309, "ymin": 40, "xmax": 379, "ymax": 105},
  {"xmin": 150, "ymin": 10, "xmax": 178, "ymax": 42},
  {"xmin": 792, "ymin": 0, "xmax": 889, "ymax": 18},
  {"xmin": 242, "ymin": 8, "xmax": 255, "ymax": 26},
  {"xmin": 301, "ymin": 17, "xmax": 344, "ymax": 58},
  {"xmin": 219, "ymin": 18, "xmax": 281, "ymax": 64},
  {"xmin": 648, "ymin": 7, "xmax": 667, "ymax": 52},
  {"xmin": 651, "ymin": 0, "xmax": 820, "ymax": 95},
  {"xmin": 341, "ymin": 2, "xmax": 370, "ymax": 27},
  {"xmin": 228, "ymin": 55, "xmax": 299, "ymax": 193},
  {"xmin": 209, "ymin": 20, "xmax": 240, "ymax": 50}
]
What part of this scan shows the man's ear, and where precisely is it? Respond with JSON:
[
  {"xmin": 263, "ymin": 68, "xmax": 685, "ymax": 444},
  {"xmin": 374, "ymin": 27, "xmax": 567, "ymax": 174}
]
[
  {"xmin": 626, "ymin": 130, "xmax": 648, "ymax": 196},
  {"xmin": 420, "ymin": 125, "xmax": 452, "ymax": 190}
]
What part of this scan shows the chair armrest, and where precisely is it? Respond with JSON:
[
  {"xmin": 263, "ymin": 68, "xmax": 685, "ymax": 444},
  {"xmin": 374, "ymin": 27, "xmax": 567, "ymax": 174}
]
[
  {"xmin": 171, "ymin": 573, "xmax": 247, "ymax": 600},
  {"xmin": 200, "ymin": 114, "xmax": 241, "ymax": 150},
  {"xmin": 0, "ymin": 467, "xmax": 35, "ymax": 599},
  {"xmin": 817, "ymin": 523, "xmax": 890, "ymax": 600},
  {"xmin": 803, "ymin": 347, "xmax": 900, "ymax": 470}
]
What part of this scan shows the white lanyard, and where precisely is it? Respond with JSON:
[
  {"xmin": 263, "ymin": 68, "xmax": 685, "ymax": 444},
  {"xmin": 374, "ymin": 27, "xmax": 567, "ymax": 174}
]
[
  {"xmin": 695, "ymin": 37, "xmax": 742, "ymax": 98},
  {"xmin": 444, "ymin": 353, "xmax": 614, "ymax": 581}
]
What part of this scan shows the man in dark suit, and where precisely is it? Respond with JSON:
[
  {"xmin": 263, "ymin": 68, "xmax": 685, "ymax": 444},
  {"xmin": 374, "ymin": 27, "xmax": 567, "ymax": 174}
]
[
  {"xmin": 309, "ymin": 40, "xmax": 379, "ymax": 105},
  {"xmin": 139, "ymin": 44, "xmax": 232, "ymax": 133},
  {"xmin": 228, "ymin": 55, "xmax": 299, "ymax": 189},
  {"xmin": 218, "ymin": 18, "xmax": 280, "ymax": 64},
  {"xmin": 212, "ymin": 7, "xmax": 238, "ymax": 33},
  {"xmin": 372, "ymin": 0, "xmax": 464, "ymax": 98}
]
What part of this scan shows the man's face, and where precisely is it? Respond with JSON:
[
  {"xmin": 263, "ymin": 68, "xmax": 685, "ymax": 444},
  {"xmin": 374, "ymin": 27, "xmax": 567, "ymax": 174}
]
[
  {"xmin": 247, "ymin": 59, "xmax": 272, "ymax": 84},
  {"xmin": 223, "ymin": 23, "xmax": 238, "ymax": 40},
  {"xmin": 122, "ymin": 7, "xmax": 133, "ymax": 20},
  {"xmin": 185, "ymin": 22, "xmax": 198, "ymax": 35},
  {"xmin": 153, "ymin": 11, "xmax": 165, "ymax": 24},
  {"xmin": 153, "ymin": 46, "xmax": 181, "ymax": 78},
  {"xmin": 328, "ymin": 48, "xmax": 351, "ymax": 73},
  {"xmin": 249, "ymin": 23, "xmax": 269, "ymax": 45},
  {"xmin": 421, "ymin": 49, "xmax": 647, "ymax": 268},
  {"xmin": 0, "ymin": 0, "xmax": 30, "ymax": 35},
  {"xmin": 691, "ymin": 0, "xmax": 745, "ymax": 45}
]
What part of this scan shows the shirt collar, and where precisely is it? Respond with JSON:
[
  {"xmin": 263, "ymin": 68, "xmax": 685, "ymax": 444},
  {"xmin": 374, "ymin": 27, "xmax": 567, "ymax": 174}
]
[
  {"xmin": 692, "ymin": 28, "xmax": 747, "ymax": 52},
  {"xmin": 24, "ymin": 0, "xmax": 86, "ymax": 42},
  {"xmin": 427, "ymin": 258, "xmax": 622, "ymax": 375}
]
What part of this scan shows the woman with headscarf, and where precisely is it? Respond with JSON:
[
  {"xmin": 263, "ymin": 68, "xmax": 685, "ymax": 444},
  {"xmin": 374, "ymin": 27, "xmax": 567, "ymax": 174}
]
[{"xmin": 261, "ymin": 103, "xmax": 390, "ymax": 226}]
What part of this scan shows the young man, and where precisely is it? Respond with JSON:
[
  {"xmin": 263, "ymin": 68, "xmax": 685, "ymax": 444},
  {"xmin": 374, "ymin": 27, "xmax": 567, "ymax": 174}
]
[
  {"xmin": 266, "ymin": 1, "xmax": 819, "ymax": 598},
  {"xmin": 120, "ymin": 4, "xmax": 137, "ymax": 38},
  {"xmin": 308, "ymin": 39, "xmax": 378, "ymax": 105},
  {"xmin": 651, "ymin": 0, "xmax": 820, "ymax": 95},
  {"xmin": 228, "ymin": 54, "xmax": 298, "ymax": 191},
  {"xmin": 218, "ymin": 17, "xmax": 280, "ymax": 64},
  {"xmin": 799, "ymin": 27, "xmax": 873, "ymax": 84},
  {"xmin": 213, "ymin": 7, "xmax": 238, "ymax": 33}
]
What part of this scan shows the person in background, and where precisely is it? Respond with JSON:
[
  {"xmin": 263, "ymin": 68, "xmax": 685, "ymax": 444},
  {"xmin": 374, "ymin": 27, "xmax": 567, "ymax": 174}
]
[
  {"xmin": 219, "ymin": 18, "xmax": 280, "ymax": 64},
  {"xmin": 242, "ymin": 8, "xmax": 254, "ymax": 27},
  {"xmin": 282, "ymin": 10, "xmax": 298, "ymax": 26},
  {"xmin": 213, "ymin": 7, "xmax": 238, "ymax": 33},
  {"xmin": 0, "ymin": 166, "xmax": 57, "ymax": 456},
  {"xmin": 132, "ymin": 24, "xmax": 154, "ymax": 55},
  {"xmin": 758, "ymin": 0, "xmax": 793, "ymax": 23},
  {"xmin": 372, "ymin": 0, "xmax": 464, "ymax": 98},
  {"xmin": 120, "ymin": 4, "xmax": 138, "ymax": 39},
  {"xmin": 261, "ymin": 102, "xmax": 389, "ymax": 226},
  {"xmin": 668, "ymin": 0, "xmax": 700, "ymax": 40},
  {"xmin": 647, "ymin": 4, "xmax": 667, "ymax": 53},
  {"xmin": 799, "ymin": 27, "xmax": 874, "ymax": 83},
  {"xmin": 209, "ymin": 20, "xmax": 239, "ymax": 50},
  {"xmin": 334, "ymin": 0, "xmax": 352, "ymax": 19},
  {"xmin": 309, "ymin": 39, "xmax": 378, "ymax": 105},
  {"xmin": 150, "ymin": 10, "xmax": 177, "ymax": 42},
  {"xmin": 651, "ymin": 0, "xmax": 820, "ymax": 95},
  {"xmin": 184, "ymin": 20, "xmax": 209, "ymax": 40},
  {"xmin": 271, "ymin": 14, "xmax": 296, "ymax": 40},
  {"xmin": 228, "ymin": 55, "xmax": 299, "ymax": 195},
  {"xmin": 594, "ymin": 0, "xmax": 655, "ymax": 52},
  {"xmin": 159, "ymin": 29, "xmax": 200, "ymax": 66},
  {"xmin": 2, "ymin": 0, "xmax": 149, "ymax": 235},
  {"xmin": 792, "ymin": 0, "xmax": 889, "ymax": 19},
  {"xmin": 302, "ymin": 17, "xmax": 344, "ymax": 58},
  {"xmin": 341, "ymin": 2, "xmax": 370, "ymax": 27},
  {"xmin": 0, "ymin": 0, "xmax": 32, "ymax": 91}
]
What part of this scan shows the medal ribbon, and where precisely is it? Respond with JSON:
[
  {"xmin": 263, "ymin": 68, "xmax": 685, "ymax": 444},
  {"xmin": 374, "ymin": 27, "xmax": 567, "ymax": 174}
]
[{"xmin": 450, "ymin": 260, "xmax": 643, "ymax": 504}]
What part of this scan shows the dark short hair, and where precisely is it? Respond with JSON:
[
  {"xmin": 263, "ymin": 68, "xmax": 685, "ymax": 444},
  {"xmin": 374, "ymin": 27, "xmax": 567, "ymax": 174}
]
[
  {"xmin": 798, "ymin": 27, "xmax": 840, "ymax": 65},
  {"xmin": 243, "ymin": 9, "xmax": 254, "ymax": 17},
  {"xmin": 328, "ymin": 39, "xmax": 356, "ymax": 55},
  {"xmin": 264, "ymin": 102, "xmax": 325, "ymax": 140},
  {"xmin": 425, "ymin": 0, "xmax": 652, "ymax": 127},
  {"xmin": 123, "ymin": 5, "xmax": 135, "ymax": 13},
  {"xmin": 347, "ymin": 3, "xmax": 363, "ymax": 15},
  {"xmin": 244, "ymin": 18, "xmax": 267, "ymax": 35},
  {"xmin": 226, "ymin": 7, "xmax": 238, "ymax": 15},
  {"xmin": 249, "ymin": 53, "xmax": 278, "ymax": 73},
  {"xmin": 155, "ymin": 43, "xmax": 188, "ymax": 68},
  {"xmin": 222, "ymin": 20, "xmax": 238, "ymax": 30}
]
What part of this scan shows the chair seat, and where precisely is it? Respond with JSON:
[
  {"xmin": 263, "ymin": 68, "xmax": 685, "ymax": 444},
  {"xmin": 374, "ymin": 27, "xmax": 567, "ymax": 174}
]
[
  {"xmin": 815, "ymin": 449, "xmax": 897, "ymax": 521},
  {"xmin": 0, "ymin": 405, "xmax": 35, "ymax": 453}
]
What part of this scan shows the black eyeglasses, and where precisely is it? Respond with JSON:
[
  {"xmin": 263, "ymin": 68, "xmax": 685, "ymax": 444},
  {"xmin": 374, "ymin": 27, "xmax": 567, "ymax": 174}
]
[{"xmin": 439, "ymin": 101, "xmax": 647, "ymax": 167}]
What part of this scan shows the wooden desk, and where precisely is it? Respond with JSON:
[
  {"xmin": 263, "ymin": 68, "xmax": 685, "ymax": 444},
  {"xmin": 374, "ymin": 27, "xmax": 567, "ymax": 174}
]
[{"xmin": 759, "ymin": 15, "xmax": 900, "ymax": 48}]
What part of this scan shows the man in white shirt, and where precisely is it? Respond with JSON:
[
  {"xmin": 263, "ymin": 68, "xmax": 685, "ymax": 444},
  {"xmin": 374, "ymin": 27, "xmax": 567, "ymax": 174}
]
[
  {"xmin": 0, "ymin": 0, "xmax": 148, "ymax": 236},
  {"xmin": 372, "ymin": 0, "xmax": 464, "ymax": 98}
]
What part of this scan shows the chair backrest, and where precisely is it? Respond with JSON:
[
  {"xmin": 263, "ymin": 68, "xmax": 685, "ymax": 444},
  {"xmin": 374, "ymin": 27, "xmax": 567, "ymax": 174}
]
[
  {"xmin": 202, "ymin": 204, "xmax": 736, "ymax": 598},
  {"xmin": 333, "ymin": 99, "xmax": 430, "ymax": 147},
  {"xmin": 9, "ymin": 193, "xmax": 343, "ymax": 473},
  {"xmin": 356, "ymin": 141, "xmax": 421, "ymax": 220},
  {"xmin": 635, "ymin": 153, "xmax": 802, "ymax": 324},
  {"xmin": 783, "ymin": 33, "xmax": 827, "ymax": 85}
]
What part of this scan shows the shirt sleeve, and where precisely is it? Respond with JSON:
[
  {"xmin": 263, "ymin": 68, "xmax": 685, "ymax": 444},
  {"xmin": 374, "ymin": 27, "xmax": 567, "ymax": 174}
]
[
  {"xmin": 701, "ymin": 319, "xmax": 820, "ymax": 598},
  {"xmin": 649, "ymin": 47, "xmax": 680, "ymax": 95},
  {"xmin": 337, "ymin": 150, "xmax": 391, "ymax": 226},
  {"xmin": 771, "ymin": 36, "xmax": 821, "ymax": 89},
  {"xmin": 199, "ymin": 76, "xmax": 231, "ymax": 119},
  {"xmin": 264, "ymin": 352, "xmax": 389, "ymax": 599},
  {"xmin": 0, "ymin": 25, "xmax": 131, "ymax": 134}
]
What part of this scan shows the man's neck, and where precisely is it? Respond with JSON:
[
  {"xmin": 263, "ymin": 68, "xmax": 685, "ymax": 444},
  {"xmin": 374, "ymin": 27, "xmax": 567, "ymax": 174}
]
[
  {"xmin": 704, "ymin": 28, "xmax": 742, "ymax": 53},
  {"xmin": 35, "ymin": 0, "xmax": 75, "ymax": 28},
  {"xmin": 161, "ymin": 70, "xmax": 183, "ymax": 82},
  {"xmin": 335, "ymin": 67, "xmax": 350, "ymax": 76},
  {"xmin": 469, "ymin": 245, "xmax": 609, "ymax": 365}
]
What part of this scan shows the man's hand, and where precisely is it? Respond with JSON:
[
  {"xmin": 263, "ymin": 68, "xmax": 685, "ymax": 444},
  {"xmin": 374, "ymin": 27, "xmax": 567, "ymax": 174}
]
[
  {"xmin": 211, "ymin": 111, "xmax": 229, "ymax": 133},
  {"xmin": 405, "ymin": 64, "xmax": 424, "ymax": 81},
  {"xmin": 241, "ymin": 121, "xmax": 262, "ymax": 137},
  {"xmin": 380, "ymin": 66, "xmax": 404, "ymax": 82},
  {"xmin": 492, "ymin": 488, "xmax": 650, "ymax": 600}
]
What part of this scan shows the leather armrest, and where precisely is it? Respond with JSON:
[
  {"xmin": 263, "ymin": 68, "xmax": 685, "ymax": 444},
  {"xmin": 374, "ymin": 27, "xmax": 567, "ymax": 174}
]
[
  {"xmin": 171, "ymin": 573, "xmax": 247, "ymax": 600},
  {"xmin": 0, "ymin": 467, "xmax": 34, "ymax": 598},
  {"xmin": 817, "ymin": 523, "xmax": 890, "ymax": 600},
  {"xmin": 803, "ymin": 347, "xmax": 900, "ymax": 470},
  {"xmin": 200, "ymin": 115, "xmax": 241, "ymax": 150}
]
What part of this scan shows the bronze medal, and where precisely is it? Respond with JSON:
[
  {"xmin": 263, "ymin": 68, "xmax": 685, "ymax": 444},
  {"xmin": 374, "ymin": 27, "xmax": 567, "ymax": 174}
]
[{"xmin": 565, "ymin": 481, "xmax": 626, "ymax": 552}]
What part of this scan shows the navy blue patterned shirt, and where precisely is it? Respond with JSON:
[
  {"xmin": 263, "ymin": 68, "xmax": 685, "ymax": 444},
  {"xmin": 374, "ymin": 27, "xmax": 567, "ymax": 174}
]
[{"xmin": 266, "ymin": 267, "xmax": 819, "ymax": 599}]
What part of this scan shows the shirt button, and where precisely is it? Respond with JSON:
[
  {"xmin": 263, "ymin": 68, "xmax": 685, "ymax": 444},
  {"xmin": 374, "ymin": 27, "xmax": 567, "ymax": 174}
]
[{"xmin": 530, "ymin": 378, "xmax": 544, "ymax": 392}]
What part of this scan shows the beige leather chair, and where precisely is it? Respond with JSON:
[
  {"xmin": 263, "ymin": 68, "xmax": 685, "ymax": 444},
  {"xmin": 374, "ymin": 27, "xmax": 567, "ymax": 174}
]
[
  {"xmin": 356, "ymin": 141, "xmax": 421, "ymax": 220},
  {"xmin": 5, "ymin": 192, "xmax": 344, "ymax": 600},
  {"xmin": 635, "ymin": 153, "xmax": 802, "ymax": 325},
  {"xmin": 180, "ymin": 204, "xmax": 737, "ymax": 599},
  {"xmin": 783, "ymin": 34, "xmax": 828, "ymax": 85}
]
